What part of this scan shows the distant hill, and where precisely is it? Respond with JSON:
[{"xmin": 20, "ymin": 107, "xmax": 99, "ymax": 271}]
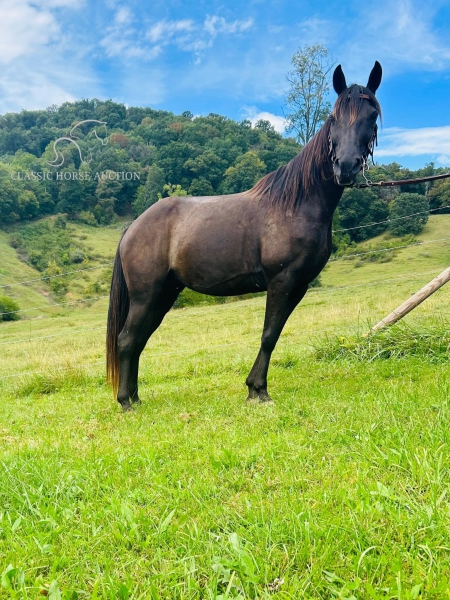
[
  {"xmin": 1, "ymin": 99, "xmax": 449, "ymax": 248},
  {"xmin": 0, "ymin": 100, "xmax": 300, "ymax": 226}
]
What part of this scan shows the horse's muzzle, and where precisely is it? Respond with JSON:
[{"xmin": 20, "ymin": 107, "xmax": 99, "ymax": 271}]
[{"xmin": 333, "ymin": 157, "xmax": 362, "ymax": 186}]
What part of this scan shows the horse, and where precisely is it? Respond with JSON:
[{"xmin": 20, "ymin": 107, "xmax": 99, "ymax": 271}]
[{"xmin": 106, "ymin": 61, "xmax": 383, "ymax": 410}]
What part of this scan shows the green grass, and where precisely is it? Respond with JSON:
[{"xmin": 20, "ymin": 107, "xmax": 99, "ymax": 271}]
[
  {"xmin": 1, "ymin": 217, "xmax": 450, "ymax": 598},
  {"xmin": 314, "ymin": 320, "xmax": 450, "ymax": 363}
]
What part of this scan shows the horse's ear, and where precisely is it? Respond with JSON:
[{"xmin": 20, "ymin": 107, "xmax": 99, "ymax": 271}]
[
  {"xmin": 333, "ymin": 65, "xmax": 347, "ymax": 95},
  {"xmin": 367, "ymin": 61, "xmax": 382, "ymax": 94}
]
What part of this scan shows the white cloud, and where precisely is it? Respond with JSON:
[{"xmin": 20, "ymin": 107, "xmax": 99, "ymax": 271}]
[
  {"xmin": 144, "ymin": 15, "xmax": 254, "ymax": 60},
  {"xmin": 114, "ymin": 6, "xmax": 132, "ymax": 25},
  {"xmin": 364, "ymin": 0, "xmax": 450, "ymax": 70},
  {"xmin": 0, "ymin": 1, "xmax": 58, "ymax": 64},
  {"xmin": 100, "ymin": 6, "xmax": 154, "ymax": 59},
  {"xmin": 204, "ymin": 15, "xmax": 253, "ymax": 36},
  {"xmin": 0, "ymin": 0, "xmax": 100, "ymax": 113},
  {"xmin": 241, "ymin": 106, "xmax": 287, "ymax": 133},
  {"xmin": 377, "ymin": 125, "xmax": 450, "ymax": 161},
  {"xmin": 147, "ymin": 19, "xmax": 194, "ymax": 44},
  {"xmin": 329, "ymin": 0, "xmax": 450, "ymax": 80}
]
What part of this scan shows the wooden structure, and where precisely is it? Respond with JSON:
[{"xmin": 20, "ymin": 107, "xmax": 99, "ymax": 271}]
[{"xmin": 369, "ymin": 266, "xmax": 450, "ymax": 333}]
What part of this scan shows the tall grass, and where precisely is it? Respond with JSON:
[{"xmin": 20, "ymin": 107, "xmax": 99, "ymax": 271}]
[{"xmin": 314, "ymin": 320, "xmax": 450, "ymax": 363}]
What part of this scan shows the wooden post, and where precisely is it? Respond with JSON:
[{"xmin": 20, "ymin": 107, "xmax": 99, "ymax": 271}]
[{"xmin": 369, "ymin": 266, "xmax": 450, "ymax": 334}]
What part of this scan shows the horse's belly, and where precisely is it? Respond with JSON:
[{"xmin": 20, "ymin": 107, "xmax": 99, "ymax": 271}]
[
  {"xmin": 170, "ymin": 233, "xmax": 265, "ymax": 295},
  {"xmin": 188, "ymin": 271, "xmax": 267, "ymax": 296}
]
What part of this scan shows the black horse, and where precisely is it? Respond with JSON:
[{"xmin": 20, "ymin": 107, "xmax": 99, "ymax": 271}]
[{"xmin": 107, "ymin": 62, "xmax": 382, "ymax": 410}]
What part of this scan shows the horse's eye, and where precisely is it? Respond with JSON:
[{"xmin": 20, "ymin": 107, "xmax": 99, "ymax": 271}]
[{"xmin": 329, "ymin": 115, "xmax": 336, "ymax": 124}]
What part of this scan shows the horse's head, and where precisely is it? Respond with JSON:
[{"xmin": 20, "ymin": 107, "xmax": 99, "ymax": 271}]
[{"xmin": 328, "ymin": 61, "xmax": 382, "ymax": 186}]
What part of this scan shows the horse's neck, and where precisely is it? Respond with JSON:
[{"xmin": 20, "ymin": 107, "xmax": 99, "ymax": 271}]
[{"xmin": 295, "ymin": 170, "xmax": 344, "ymax": 224}]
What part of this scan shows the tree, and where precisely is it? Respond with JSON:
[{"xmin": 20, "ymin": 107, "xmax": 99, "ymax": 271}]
[
  {"xmin": 189, "ymin": 178, "xmax": 214, "ymax": 196},
  {"xmin": 388, "ymin": 193, "xmax": 429, "ymax": 236},
  {"xmin": 184, "ymin": 149, "xmax": 226, "ymax": 189},
  {"xmin": 161, "ymin": 183, "xmax": 188, "ymax": 197},
  {"xmin": 284, "ymin": 44, "xmax": 334, "ymax": 145},
  {"xmin": 94, "ymin": 171, "xmax": 122, "ymax": 224},
  {"xmin": 338, "ymin": 188, "xmax": 389, "ymax": 242},
  {"xmin": 132, "ymin": 164, "xmax": 165, "ymax": 216},
  {"xmin": 220, "ymin": 152, "xmax": 266, "ymax": 194},
  {"xmin": 0, "ymin": 173, "xmax": 20, "ymax": 223},
  {"xmin": 56, "ymin": 173, "xmax": 83, "ymax": 219},
  {"xmin": 0, "ymin": 296, "xmax": 20, "ymax": 322},
  {"xmin": 427, "ymin": 179, "xmax": 450, "ymax": 214}
]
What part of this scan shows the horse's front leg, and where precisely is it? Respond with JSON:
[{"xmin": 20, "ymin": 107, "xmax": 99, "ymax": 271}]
[{"xmin": 246, "ymin": 280, "xmax": 308, "ymax": 403}]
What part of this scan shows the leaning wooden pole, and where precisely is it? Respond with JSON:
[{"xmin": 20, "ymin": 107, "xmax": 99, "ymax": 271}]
[{"xmin": 369, "ymin": 266, "xmax": 450, "ymax": 334}]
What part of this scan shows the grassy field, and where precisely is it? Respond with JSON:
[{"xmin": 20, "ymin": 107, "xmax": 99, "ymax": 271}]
[{"xmin": 1, "ymin": 216, "xmax": 450, "ymax": 598}]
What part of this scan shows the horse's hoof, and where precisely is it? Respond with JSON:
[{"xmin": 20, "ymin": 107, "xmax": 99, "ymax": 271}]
[
  {"xmin": 246, "ymin": 394, "xmax": 275, "ymax": 405},
  {"xmin": 246, "ymin": 389, "xmax": 259, "ymax": 401},
  {"xmin": 120, "ymin": 401, "xmax": 133, "ymax": 412},
  {"xmin": 258, "ymin": 396, "xmax": 275, "ymax": 405},
  {"xmin": 131, "ymin": 396, "xmax": 141, "ymax": 405}
]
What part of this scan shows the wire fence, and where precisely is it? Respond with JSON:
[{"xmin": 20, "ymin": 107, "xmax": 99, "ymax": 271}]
[
  {"xmin": 0, "ymin": 261, "xmax": 114, "ymax": 289},
  {"xmin": 0, "ymin": 295, "xmax": 109, "ymax": 317},
  {"xmin": 3, "ymin": 304, "xmax": 450, "ymax": 383},
  {"xmin": 0, "ymin": 238, "xmax": 450, "ymax": 300},
  {"xmin": 332, "ymin": 204, "xmax": 450, "ymax": 233},
  {"xmin": 2, "ymin": 266, "xmax": 450, "ymax": 349}
]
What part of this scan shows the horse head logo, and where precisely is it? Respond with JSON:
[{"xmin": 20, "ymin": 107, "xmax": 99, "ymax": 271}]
[{"xmin": 46, "ymin": 120, "xmax": 109, "ymax": 168}]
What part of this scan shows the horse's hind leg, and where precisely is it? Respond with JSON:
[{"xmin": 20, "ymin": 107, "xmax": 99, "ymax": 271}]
[
  {"xmin": 117, "ymin": 301, "xmax": 152, "ymax": 410},
  {"xmin": 119, "ymin": 282, "xmax": 184, "ymax": 409}
]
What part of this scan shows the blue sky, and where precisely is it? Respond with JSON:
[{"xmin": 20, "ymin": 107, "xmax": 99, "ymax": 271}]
[{"xmin": 1, "ymin": 0, "xmax": 450, "ymax": 168}]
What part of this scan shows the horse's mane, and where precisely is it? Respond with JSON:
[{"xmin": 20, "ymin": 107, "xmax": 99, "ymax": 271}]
[{"xmin": 248, "ymin": 85, "xmax": 382, "ymax": 214}]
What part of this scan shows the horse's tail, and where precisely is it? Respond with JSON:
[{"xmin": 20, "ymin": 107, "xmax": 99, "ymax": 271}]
[{"xmin": 106, "ymin": 230, "xmax": 130, "ymax": 397}]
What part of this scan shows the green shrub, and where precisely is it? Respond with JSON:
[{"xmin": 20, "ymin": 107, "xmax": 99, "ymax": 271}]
[
  {"xmin": 388, "ymin": 193, "xmax": 429, "ymax": 236},
  {"xmin": 309, "ymin": 275, "xmax": 322, "ymax": 288},
  {"xmin": 68, "ymin": 249, "xmax": 85, "ymax": 263},
  {"xmin": 54, "ymin": 215, "xmax": 67, "ymax": 229},
  {"xmin": 0, "ymin": 295, "xmax": 20, "ymax": 321},
  {"xmin": 77, "ymin": 211, "xmax": 98, "ymax": 227}
]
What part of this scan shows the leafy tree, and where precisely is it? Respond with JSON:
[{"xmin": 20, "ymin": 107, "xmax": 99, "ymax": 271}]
[
  {"xmin": 254, "ymin": 120, "xmax": 275, "ymax": 133},
  {"xmin": 0, "ymin": 296, "xmax": 20, "ymax": 322},
  {"xmin": 388, "ymin": 193, "xmax": 429, "ymax": 236},
  {"xmin": 161, "ymin": 183, "xmax": 188, "ymax": 197},
  {"xmin": 56, "ymin": 173, "xmax": 83, "ymax": 218},
  {"xmin": 0, "ymin": 175, "xmax": 20, "ymax": 223},
  {"xmin": 132, "ymin": 164, "xmax": 165, "ymax": 216},
  {"xmin": 184, "ymin": 149, "xmax": 226, "ymax": 189},
  {"xmin": 189, "ymin": 178, "xmax": 214, "ymax": 196},
  {"xmin": 427, "ymin": 179, "xmax": 450, "ymax": 214},
  {"xmin": 220, "ymin": 152, "xmax": 266, "ymax": 194},
  {"xmin": 284, "ymin": 44, "xmax": 334, "ymax": 145},
  {"xmin": 18, "ymin": 190, "xmax": 39, "ymax": 220},
  {"xmin": 338, "ymin": 188, "xmax": 389, "ymax": 242},
  {"xmin": 94, "ymin": 171, "xmax": 122, "ymax": 224}
]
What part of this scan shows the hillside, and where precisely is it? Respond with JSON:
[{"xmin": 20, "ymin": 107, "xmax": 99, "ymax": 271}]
[
  {"xmin": 0, "ymin": 100, "xmax": 301, "ymax": 226},
  {"xmin": 1, "ymin": 214, "xmax": 450, "ymax": 383}
]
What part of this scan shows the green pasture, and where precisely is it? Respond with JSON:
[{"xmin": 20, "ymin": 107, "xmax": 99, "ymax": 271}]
[{"xmin": 1, "ymin": 216, "xmax": 450, "ymax": 598}]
